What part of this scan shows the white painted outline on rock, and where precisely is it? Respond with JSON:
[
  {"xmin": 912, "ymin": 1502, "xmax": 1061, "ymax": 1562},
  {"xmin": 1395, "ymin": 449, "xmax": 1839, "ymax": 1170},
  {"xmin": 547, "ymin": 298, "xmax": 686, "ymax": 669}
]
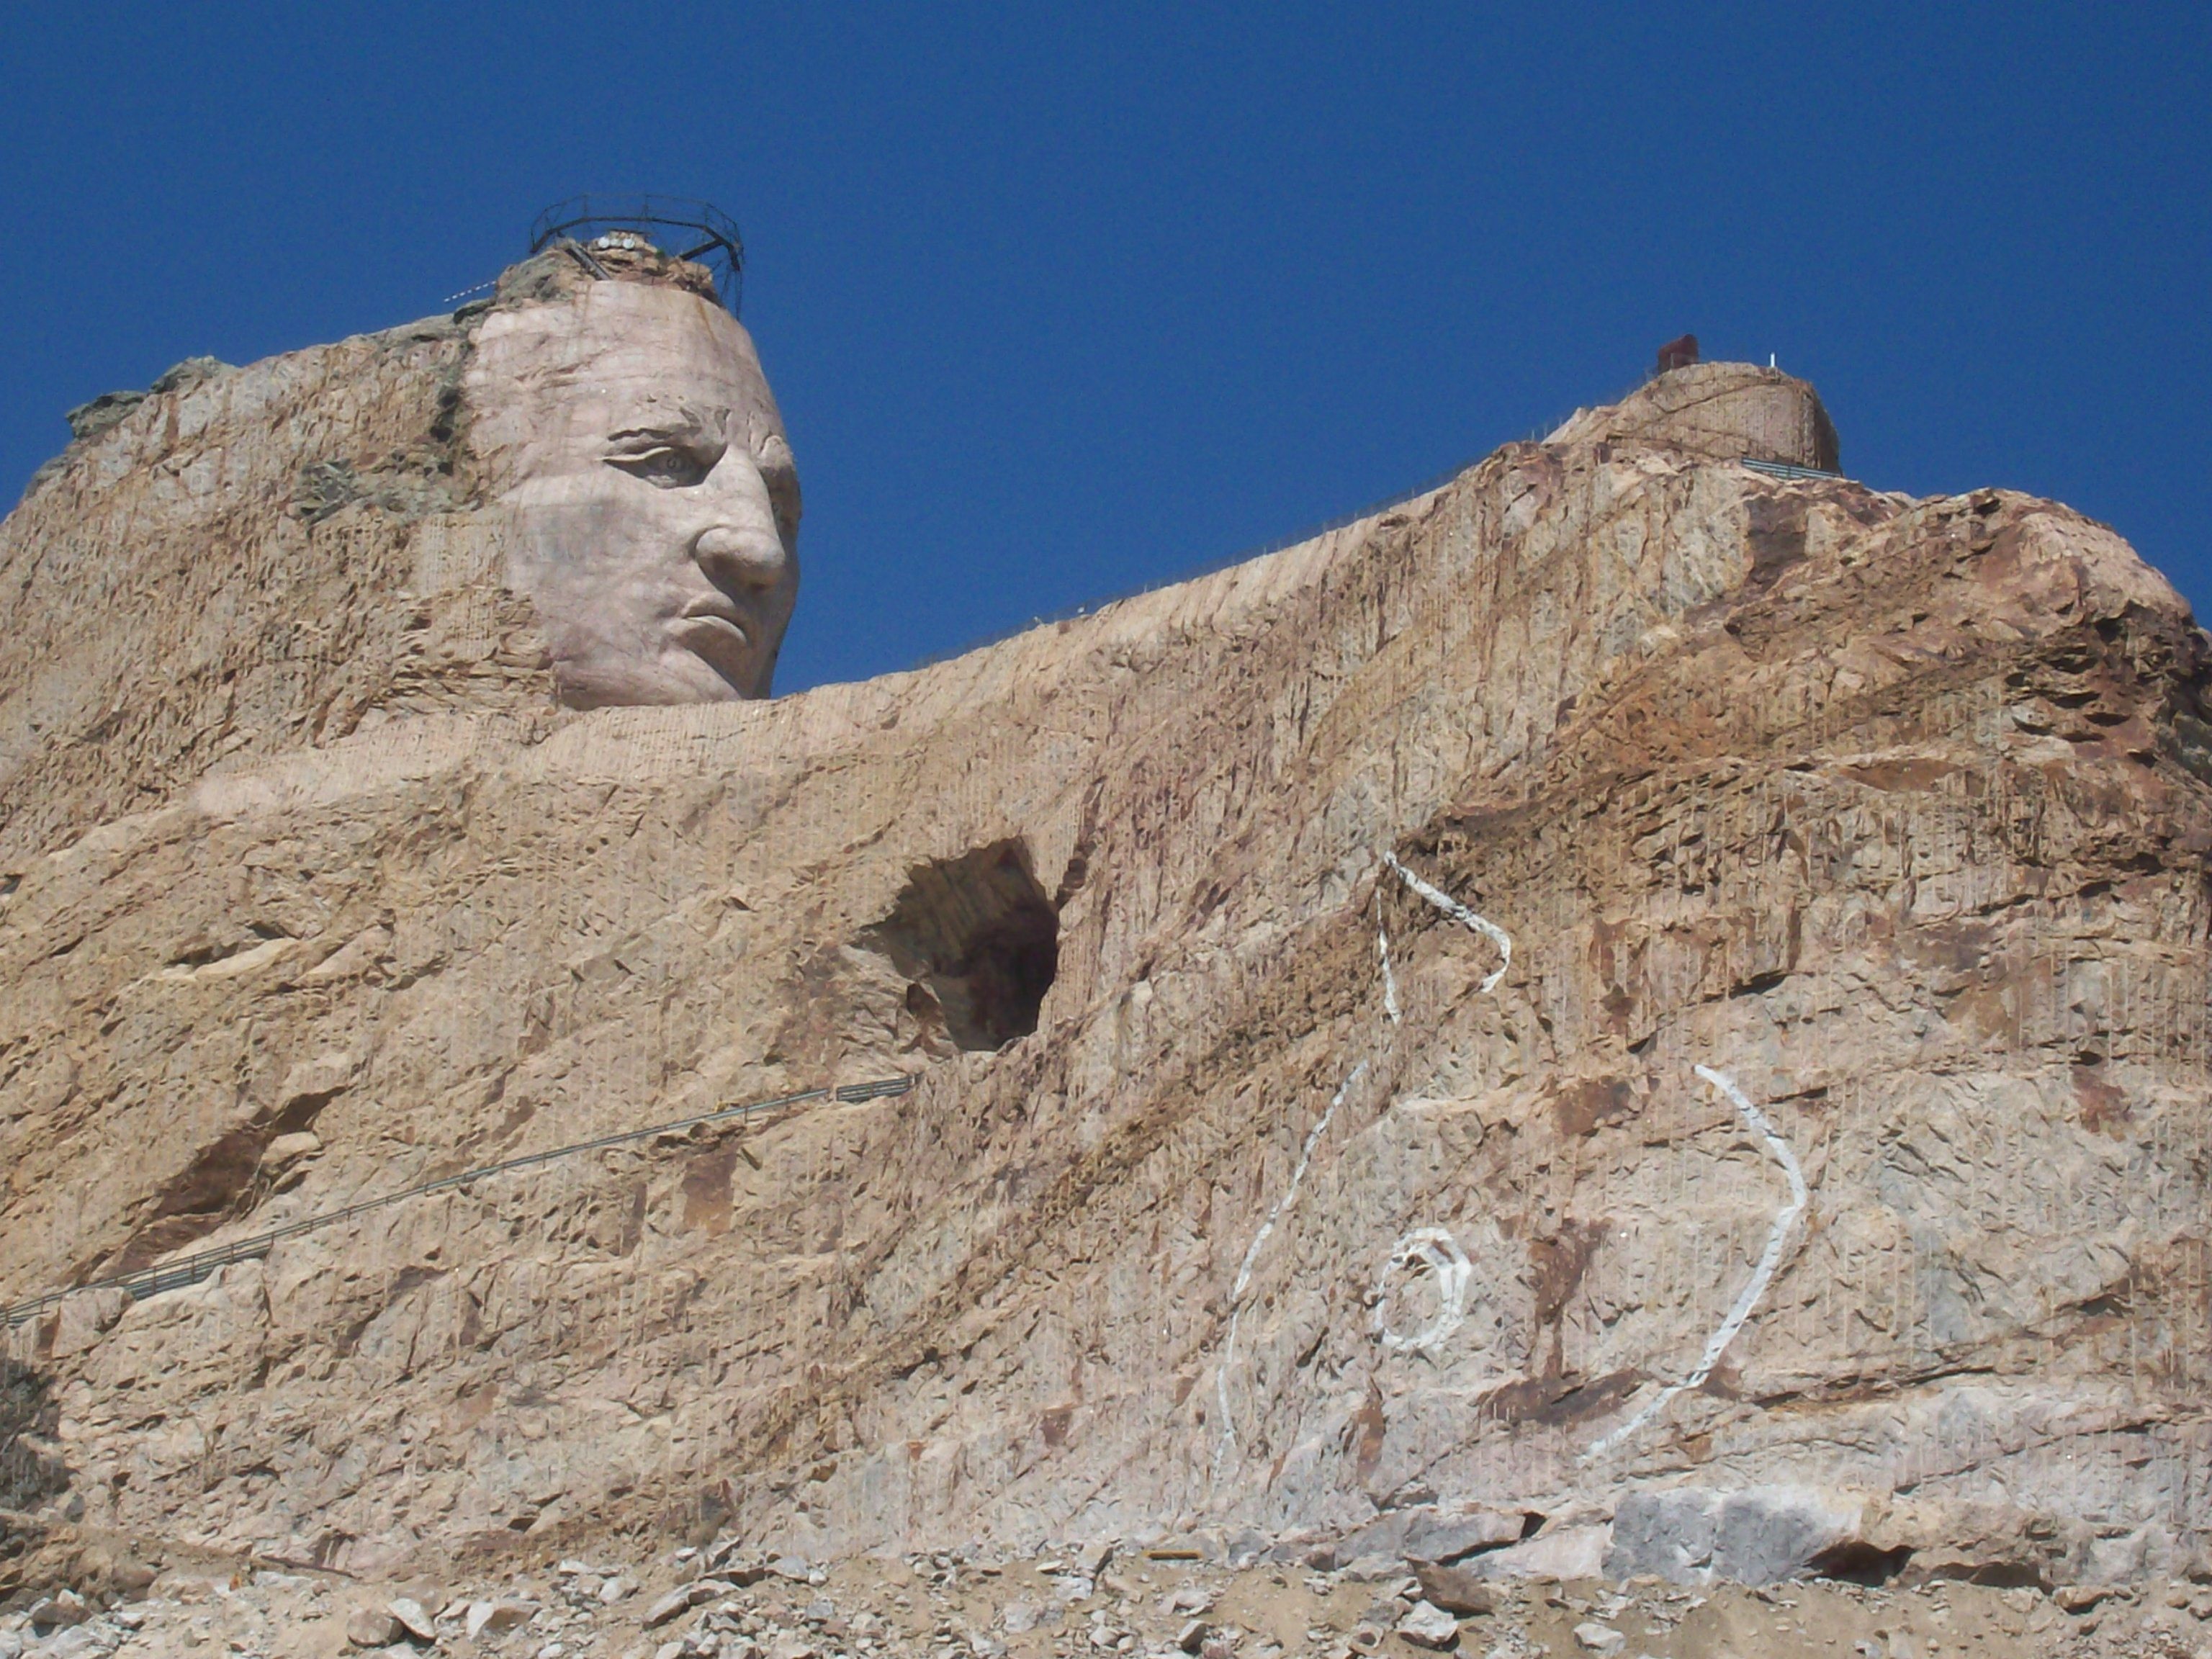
[
  {"xmin": 1584, "ymin": 1064, "xmax": 1809, "ymax": 1460},
  {"xmin": 1209, "ymin": 853, "xmax": 1505, "ymax": 1481},
  {"xmin": 1214, "ymin": 1062, "xmax": 1367, "ymax": 1475},
  {"xmin": 1382, "ymin": 850, "xmax": 1511, "ymax": 994},
  {"xmin": 1376, "ymin": 914, "xmax": 1403, "ymax": 1025},
  {"xmin": 1372, "ymin": 1226, "xmax": 1473, "ymax": 1354}
]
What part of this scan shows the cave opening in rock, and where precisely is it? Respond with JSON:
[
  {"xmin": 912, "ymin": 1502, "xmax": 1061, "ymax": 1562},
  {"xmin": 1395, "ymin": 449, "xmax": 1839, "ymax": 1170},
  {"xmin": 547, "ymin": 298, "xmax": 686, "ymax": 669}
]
[{"xmin": 868, "ymin": 839, "xmax": 1061, "ymax": 1051}]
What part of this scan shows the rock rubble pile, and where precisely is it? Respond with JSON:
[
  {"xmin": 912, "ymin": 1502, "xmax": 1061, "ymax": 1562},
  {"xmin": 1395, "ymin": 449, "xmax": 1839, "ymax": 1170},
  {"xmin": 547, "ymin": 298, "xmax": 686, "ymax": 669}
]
[{"xmin": 4, "ymin": 1538, "xmax": 2211, "ymax": 1659}]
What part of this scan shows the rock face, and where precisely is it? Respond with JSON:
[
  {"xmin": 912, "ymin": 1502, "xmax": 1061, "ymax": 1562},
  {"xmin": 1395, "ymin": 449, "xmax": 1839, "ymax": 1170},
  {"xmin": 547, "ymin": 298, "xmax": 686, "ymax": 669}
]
[
  {"xmin": 467, "ymin": 253, "xmax": 802, "ymax": 708},
  {"xmin": 3, "ymin": 279, "xmax": 2211, "ymax": 1594}
]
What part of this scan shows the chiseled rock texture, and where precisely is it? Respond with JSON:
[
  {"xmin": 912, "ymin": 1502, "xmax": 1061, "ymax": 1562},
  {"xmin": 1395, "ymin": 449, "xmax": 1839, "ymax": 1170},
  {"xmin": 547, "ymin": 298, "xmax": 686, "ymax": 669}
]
[
  {"xmin": 4, "ymin": 328, "xmax": 2211, "ymax": 1596},
  {"xmin": 0, "ymin": 308, "xmax": 553, "ymax": 868}
]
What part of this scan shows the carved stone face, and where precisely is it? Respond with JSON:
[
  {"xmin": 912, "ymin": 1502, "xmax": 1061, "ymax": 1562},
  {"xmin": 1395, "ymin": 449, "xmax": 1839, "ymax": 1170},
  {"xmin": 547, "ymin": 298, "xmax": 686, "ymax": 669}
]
[{"xmin": 467, "ymin": 281, "xmax": 800, "ymax": 707}]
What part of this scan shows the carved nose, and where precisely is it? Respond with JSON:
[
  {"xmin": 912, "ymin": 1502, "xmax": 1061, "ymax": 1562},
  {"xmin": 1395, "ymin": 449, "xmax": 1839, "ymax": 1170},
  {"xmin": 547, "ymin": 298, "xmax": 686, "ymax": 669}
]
[{"xmin": 693, "ymin": 525, "xmax": 788, "ymax": 593}]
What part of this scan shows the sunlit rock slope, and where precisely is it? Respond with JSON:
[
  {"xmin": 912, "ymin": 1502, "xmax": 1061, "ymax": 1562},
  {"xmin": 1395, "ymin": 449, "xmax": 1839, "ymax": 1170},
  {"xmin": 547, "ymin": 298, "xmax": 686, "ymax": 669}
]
[{"xmin": 4, "ymin": 321, "xmax": 2209, "ymax": 1593}]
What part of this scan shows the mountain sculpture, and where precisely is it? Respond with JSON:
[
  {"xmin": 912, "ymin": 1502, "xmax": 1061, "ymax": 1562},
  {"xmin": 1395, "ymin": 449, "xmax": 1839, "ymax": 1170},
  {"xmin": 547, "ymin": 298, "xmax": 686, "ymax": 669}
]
[{"xmin": 3, "ymin": 248, "xmax": 2209, "ymax": 1601}]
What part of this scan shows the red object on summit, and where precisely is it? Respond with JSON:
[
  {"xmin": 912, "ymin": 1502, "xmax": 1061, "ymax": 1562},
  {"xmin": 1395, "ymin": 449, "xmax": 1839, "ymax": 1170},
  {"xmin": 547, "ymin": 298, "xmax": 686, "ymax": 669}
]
[{"xmin": 1655, "ymin": 334, "xmax": 1699, "ymax": 374}]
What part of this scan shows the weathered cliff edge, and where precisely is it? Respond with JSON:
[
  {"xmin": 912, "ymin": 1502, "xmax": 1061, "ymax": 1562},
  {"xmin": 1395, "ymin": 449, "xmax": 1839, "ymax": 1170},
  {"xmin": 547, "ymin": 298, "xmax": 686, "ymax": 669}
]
[{"xmin": 4, "ymin": 318, "xmax": 2211, "ymax": 1596}]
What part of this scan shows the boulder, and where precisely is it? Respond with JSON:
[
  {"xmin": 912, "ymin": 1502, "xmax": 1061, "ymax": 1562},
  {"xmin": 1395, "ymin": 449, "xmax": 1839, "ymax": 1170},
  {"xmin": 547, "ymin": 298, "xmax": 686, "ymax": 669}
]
[
  {"xmin": 1466, "ymin": 1526, "xmax": 1611, "ymax": 1583},
  {"xmin": 26, "ymin": 1591, "xmax": 89, "ymax": 1630},
  {"xmin": 386, "ymin": 1597, "xmax": 437, "ymax": 1642},
  {"xmin": 1604, "ymin": 1492, "xmax": 1717, "ymax": 1583},
  {"xmin": 1716, "ymin": 1488, "xmax": 1866, "ymax": 1586},
  {"xmin": 1605, "ymin": 1488, "xmax": 1866, "ymax": 1586},
  {"xmin": 1323, "ymin": 1511, "xmax": 1419, "ymax": 1570},
  {"xmin": 465, "ymin": 1599, "xmax": 536, "ymax": 1640},
  {"xmin": 1339, "ymin": 1553, "xmax": 1408, "ymax": 1582},
  {"xmin": 1403, "ymin": 1509, "xmax": 1526, "ymax": 1566},
  {"xmin": 1395, "ymin": 1601, "xmax": 1461, "ymax": 1650},
  {"xmin": 1412, "ymin": 1563, "xmax": 1495, "ymax": 1617},
  {"xmin": 346, "ymin": 1607, "xmax": 403, "ymax": 1647}
]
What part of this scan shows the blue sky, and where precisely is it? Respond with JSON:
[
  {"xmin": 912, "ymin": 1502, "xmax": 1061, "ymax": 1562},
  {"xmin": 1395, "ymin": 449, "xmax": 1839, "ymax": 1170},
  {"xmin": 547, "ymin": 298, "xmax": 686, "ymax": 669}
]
[{"xmin": 4, "ymin": 4, "xmax": 2205, "ymax": 692}]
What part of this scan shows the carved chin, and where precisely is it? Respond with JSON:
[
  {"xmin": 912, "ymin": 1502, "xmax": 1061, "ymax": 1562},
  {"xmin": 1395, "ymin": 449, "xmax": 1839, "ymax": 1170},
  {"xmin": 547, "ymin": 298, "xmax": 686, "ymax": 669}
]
[{"xmin": 551, "ymin": 640, "xmax": 755, "ymax": 709}]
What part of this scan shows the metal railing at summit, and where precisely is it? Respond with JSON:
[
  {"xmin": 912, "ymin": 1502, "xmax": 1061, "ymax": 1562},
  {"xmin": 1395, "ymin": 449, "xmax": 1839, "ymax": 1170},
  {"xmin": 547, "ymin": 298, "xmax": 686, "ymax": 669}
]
[{"xmin": 529, "ymin": 194, "xmax": 747, "ymax": 315}]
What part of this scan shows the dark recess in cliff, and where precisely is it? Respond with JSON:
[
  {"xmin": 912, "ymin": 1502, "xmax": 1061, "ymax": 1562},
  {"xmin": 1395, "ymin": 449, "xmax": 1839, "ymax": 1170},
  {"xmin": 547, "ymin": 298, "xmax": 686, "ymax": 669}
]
[{"xmin": 866, "ymin": 840, "xmax": 1060, "ymax": 1050}]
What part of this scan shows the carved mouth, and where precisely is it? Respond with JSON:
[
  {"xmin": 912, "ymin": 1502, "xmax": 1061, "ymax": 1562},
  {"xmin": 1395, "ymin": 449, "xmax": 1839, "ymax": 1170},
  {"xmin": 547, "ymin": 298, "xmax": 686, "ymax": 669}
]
[
  {"xmin": 680, "ymin": 592, "xmax": 749, "ymax": 631},
  {"xmin": 670, "ymin": 595, "xmax": 754, "ymax": 678}
]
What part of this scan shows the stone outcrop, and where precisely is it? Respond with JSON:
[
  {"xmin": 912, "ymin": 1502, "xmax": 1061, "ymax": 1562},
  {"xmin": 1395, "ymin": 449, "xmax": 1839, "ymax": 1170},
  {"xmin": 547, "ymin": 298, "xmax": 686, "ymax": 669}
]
[
  {"xmin": 3, "ymin": 279, "xmax": 2210, "ymax": 1599},
  {"xmin": 1547, "ymin": 360, "xmax": 1841, "ymax": 472}
]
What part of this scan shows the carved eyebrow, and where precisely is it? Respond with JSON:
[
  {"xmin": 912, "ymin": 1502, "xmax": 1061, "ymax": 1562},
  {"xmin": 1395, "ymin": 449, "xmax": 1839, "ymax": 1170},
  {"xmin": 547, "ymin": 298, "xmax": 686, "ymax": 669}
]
[
  {"xmin": 605, "ymin": 405, "xmax": 732, "ymax": 445},
  {"xmin": 605, "ymin": 423, "xmax": 716, "ymax": 449}
]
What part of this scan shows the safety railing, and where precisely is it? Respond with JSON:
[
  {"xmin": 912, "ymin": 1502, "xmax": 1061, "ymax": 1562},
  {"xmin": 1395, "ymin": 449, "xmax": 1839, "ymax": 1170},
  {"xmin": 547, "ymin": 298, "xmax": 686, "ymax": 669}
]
[
  {"xmin": 1739, "ymin": 457, "xmax": 1845, "ymax": 482},
  {"xmin": 529, "ymin": 195, "xmax": 746, "ymax": 315}
]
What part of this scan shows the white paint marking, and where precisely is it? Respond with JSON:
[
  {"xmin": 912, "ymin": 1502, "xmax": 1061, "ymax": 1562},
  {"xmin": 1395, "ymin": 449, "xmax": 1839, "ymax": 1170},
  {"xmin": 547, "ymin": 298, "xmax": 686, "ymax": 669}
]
[
  {"xmin": 1215, "ymin": 1062, "xmax": 1367, "ymax": 1475},
  {"xmin": 1383, "ymin": 850, "xmax": 1511, "ymax": 994},
  {"xmin": 1584, "ymin": 1064, "xmax": 1808, "ymax": 1460},
  {"xmin": 1373, "ymin": 1226, "xmax": 1473, "ymax": 1353},
  {"xmin": 1208, "ymin": 854, "xmax": 1511, "ymax": 1478},
  {"xmin": 1377, "ymin": 917, "xmax": 1403, "ymax": 1025}
]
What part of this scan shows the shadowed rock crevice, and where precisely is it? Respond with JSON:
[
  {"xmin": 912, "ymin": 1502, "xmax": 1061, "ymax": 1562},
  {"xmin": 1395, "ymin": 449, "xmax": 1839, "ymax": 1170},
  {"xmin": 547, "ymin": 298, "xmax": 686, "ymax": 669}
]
[
  {"xmin": 101, "ymin": 1065, "xmax": 349, "ymax": 1278},
  {"xmin": 0, "ymin": 1354, "xmax": 65, "ymax": 1513},
  {"xmin": 1807, "ymin": 1539, "xmax": 1916, "ymax": 1586},
  {"xmin": 866, "ymin": 841, "xmax": 1061, "ymax": 1051}
]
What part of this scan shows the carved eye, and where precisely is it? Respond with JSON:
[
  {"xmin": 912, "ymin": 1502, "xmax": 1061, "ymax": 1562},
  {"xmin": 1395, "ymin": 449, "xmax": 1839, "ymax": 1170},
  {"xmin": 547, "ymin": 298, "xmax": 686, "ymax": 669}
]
[{"xmin": 606, "ymin": 443, "xmax": 716, "ymax": 489}]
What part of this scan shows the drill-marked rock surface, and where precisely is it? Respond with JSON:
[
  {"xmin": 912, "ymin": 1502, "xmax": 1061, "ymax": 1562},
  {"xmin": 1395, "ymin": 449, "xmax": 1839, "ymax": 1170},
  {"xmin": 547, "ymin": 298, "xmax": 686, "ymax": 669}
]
[
  {"xmin": 0, "ymin": 310, "xmax": 552, "ymax": 868},
  {"xmin": 4, "ymin": 309, "xmax": 2211, "ymax": 1608}
]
